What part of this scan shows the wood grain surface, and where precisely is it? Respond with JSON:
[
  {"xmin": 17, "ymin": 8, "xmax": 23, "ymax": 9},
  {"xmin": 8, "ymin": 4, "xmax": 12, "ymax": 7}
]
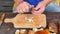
[{"xmin": 4, "ymin": 14, "xmax": 46, "ymax": 28}]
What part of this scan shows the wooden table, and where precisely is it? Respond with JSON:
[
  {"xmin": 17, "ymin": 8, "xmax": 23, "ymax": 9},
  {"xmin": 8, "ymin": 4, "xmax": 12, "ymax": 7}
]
[{"xmin": 0, "ymin": 12, "xmax": 60, "ymax": 34}]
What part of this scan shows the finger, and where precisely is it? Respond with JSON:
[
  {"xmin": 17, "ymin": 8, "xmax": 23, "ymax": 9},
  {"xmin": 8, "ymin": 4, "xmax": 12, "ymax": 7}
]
[
  {"xmin": 32, "ymin": 8, "xmax": 41, "ymax": 14},
  {"xmin": 35, "ymin": 4, "xmax": 40, "ymax": 10},
  {"xmin": 32, "ymin": 11, "xmax": 41, "ymax": 15},
  {"xmin": 16, "ymin": 3, "xmax": 24, "ymax": 13},
  {"xmin": 38, "ymin": 7, "xmax": 45, "ymax": 14},
  {"xmin": 17, "ymin": 7, "xmax": 24, "ymax": 14},
  {"xmin": 25, "ymin": 6, "xmax": 29, "ymax": 12},
  {"xmin": 25, "ymin": 5, "xmax": 29, "ymax": 12},
  {"xmin": 34, "ymin": 6, "xmax": 45, "ymax": 14},
  {"xmin": 23, "ymin": 3, "xmax": 30, "ymax": 12},
  {"xmin": 32, "ymin": 7, "xmax": 45, "ymax": 15},
  {"xmin": 32, "ymin": 11, "xmax": 39, "ymax": 14},
  {"xmin": 21, "ymin": 6, "xmax": 27, "ymax": 12},
  {"xmin": 23, "ymin": 8, "xmax": 27, "ymax": 12},
  {"xmin": 23, "ymin": 2, "xmax": 31, "ymax": 12},
  {"xmin": 33, "ymin": 11, "xmax": 40, "ymax": 13},
  {"xmin": 18, "ymin": 9, "xmax": 23, "ymax": 13},
  {"xmin": 20, "ymin": 7, "xmax": 25, "ymax": 13},
  {"xmin": 21, "ymin": 5, "xmax": 29, "ymax": 12}
]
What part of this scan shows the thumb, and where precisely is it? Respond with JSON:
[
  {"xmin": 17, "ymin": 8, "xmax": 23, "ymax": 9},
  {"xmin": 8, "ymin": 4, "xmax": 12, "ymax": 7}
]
[{"xmin": 35, "ymin": 4, "xmax": 40, "ymax": 10}]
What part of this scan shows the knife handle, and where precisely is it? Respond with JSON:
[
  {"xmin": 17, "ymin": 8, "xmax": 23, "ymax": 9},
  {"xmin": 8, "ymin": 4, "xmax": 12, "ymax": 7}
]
[{"xmin": 24, "ymin": 5, "xmax": 35, "ymax": 14}]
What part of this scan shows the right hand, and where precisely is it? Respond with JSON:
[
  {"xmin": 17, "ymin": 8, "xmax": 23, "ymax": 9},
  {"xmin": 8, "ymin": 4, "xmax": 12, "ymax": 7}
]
[{"xmin": 16, "ymin": 1, "xmax": 31, "ymax": 14}]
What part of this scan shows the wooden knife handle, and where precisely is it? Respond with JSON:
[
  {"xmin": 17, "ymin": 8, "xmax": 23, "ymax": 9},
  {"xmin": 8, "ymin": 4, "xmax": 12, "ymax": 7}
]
[{"xmin": 4, "ymin": 18, "xmax": 13, "ymax": 23}]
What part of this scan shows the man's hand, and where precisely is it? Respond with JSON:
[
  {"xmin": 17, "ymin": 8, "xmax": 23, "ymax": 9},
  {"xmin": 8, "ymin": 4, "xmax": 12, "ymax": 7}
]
[
  {"xmin": 16, "ymin": 1, "xmax": 31, "ymax": 13},
  {"xmin": 32, "ymin": 1, "xmax": 46, "ymax": 15},
  {"xmin": 32, "ymin": 0, "xmax": 53, "ymax": 15}
]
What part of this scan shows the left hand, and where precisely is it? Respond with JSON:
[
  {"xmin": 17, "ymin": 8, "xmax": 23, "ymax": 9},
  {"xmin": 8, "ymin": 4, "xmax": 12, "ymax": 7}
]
[{"xmin": 32, "ymin": 1, "xmax": 46, "ymax": 15}]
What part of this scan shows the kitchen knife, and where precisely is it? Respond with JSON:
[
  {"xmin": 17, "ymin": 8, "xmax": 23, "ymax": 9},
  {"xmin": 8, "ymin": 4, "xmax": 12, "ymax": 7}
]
[{"xmin": 0, "ymin": 13, "xmax": 5, "ymax": 26}]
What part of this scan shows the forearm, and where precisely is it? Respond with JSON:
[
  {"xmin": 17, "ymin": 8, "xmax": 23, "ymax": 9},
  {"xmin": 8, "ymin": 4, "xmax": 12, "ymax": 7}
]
[
  {"xmin": 42, "ymin": 0, "xmax": 53, "ymax": 6},
  {"xmin": 14, "ymin": 0, "xmax": 23, "ymax": 6}
]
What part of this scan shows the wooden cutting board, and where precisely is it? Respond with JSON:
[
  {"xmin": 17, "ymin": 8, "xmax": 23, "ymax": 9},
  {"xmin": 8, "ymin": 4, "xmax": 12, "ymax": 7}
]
[{"xmin": 4, "ymin": 14, "xmax": 46, "ymax": 28}]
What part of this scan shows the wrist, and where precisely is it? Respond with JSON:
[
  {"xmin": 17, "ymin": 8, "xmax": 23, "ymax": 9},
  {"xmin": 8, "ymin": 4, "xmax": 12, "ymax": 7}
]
[
  {"xmin": 41, "ymin": 1, "xmax": 47, "ymax": 7},
  {"xmin": 42, "ymin": 0, "xmax": 53, "ymax": 6}
]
